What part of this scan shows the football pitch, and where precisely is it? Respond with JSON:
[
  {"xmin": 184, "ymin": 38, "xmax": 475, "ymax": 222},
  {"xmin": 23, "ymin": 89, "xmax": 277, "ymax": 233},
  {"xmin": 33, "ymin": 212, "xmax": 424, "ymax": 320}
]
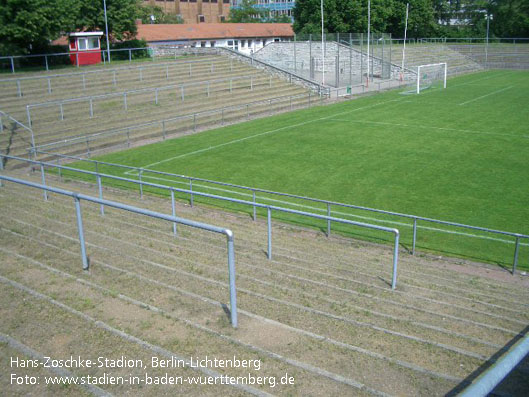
[{"xmin": 74, "ymin": 69, "xmax": 529, "ymax": 268}]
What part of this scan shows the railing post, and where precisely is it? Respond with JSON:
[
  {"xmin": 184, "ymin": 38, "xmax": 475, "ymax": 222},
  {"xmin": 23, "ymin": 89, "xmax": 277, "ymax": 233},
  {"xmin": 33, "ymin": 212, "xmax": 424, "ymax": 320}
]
[
  {"xmin": 16, "ymin": 80, "xmax": 22, "ymax": 97},
  {"xmin": 89, "ymin": 97, "xmax": 94, "ymax": 117},
  {"xmin": 73, "ymin": 194, "xmax": 89, "ymax": 270},
  {"xmin": 512, "ymin": 237, "xmax": 520, "ymax": 274},
  {"xmin": 189, "ymin": 179, "xmax": 194, "ymax": 207},
  {"xmin": 155, "ymin": 88, "xmax": 158, "ymax": 105},
  {"xmin": 392, "ymin": 231, "xmax": 400, "ymax": 290},
  {"xmin": 412, "ymin": 217, "xmax": 417, "ymax": 255},
  {"xmin": 59, "ymin": 103, "xmax": 64, "ymax": 121},
  {"xmin": 162, "ymin": 120, "xmax": 166, "ymax": 139},
  {"xmin": 123, "ymin": 93, "xmax": 128, "ymax": 111},
  {"xmin": 126, "ymin": 128, "xmax": 130, "ymax": 148},
  {"xmin": 193, "ymin": 114, "xmax": 196, "ymax": 132},
  {"xmin": 267, "ymin": 207, "xmax": 272, "ymax": 260},
  {"xmin": 47, "ymin": 78, "xmax": 52, "ymax": 94},
  {"xmin": 85, "ymin": 138, "xmax": 91, "ymax": 157},
  {"xmin": 171, "ymin": 189, "xmax": 177, "ymax": 236},
  {"xmin": 40, "ymin": 164, "xmax": 48, "ymax": 201},
  {"xmin": 10, "ymin": 57, "xmax": 15, "ymax": 74},
  {"xmin": 139, "ymin": 169, "xmax": 143, "ymax": 199},
  {"xmin": 129, "ymin": 49, "xmax": 132, "ymax": 63},
  {"xmin": 327, "ymin": 203, "xmax": 331, "ymax": 237},
  {"xmin": 97, "ymin": 175, "xmax": 104, "ymax": 216},
  {"xmin": 227, "ymin": 231, "xmax": 238, "ymax": 328},
  {"xmin": 181, "ymin": 86, "xmax": 185, "ymax": 101},
  {"xmin": 57, "ymin": 158, "xmax": 61, "ymax": 181},
  {"xmin": 252, "ymin": 190, "xmax": 256, "ymax": 221}
]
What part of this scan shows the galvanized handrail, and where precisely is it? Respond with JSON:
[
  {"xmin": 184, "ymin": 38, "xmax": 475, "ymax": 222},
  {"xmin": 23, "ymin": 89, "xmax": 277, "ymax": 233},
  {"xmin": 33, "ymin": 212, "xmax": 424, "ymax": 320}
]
[
  {"xmin": 24, "ymin": 73, "xmax": 267, "ymax": 126},
  {"xmin": 0, "ymin": 173, "xmax": 238, "ymax": 328},
  {"xmin": 0, "ymin": 54, "xmax": 221, "ymax": 83},
  {"xmin": 1, "ymin": 153, "xmax": 401, "ymax": 289},
  {"xmin": 459, "ymin": 333, "xmax": 529, "ymax": 396},
  {"xmin": 33, "ymin": 91, "xmax": 314, "ymax": 151},
  {"xmin": 25, "ymin": 150, "xmax": 529, "ymax": 273}
]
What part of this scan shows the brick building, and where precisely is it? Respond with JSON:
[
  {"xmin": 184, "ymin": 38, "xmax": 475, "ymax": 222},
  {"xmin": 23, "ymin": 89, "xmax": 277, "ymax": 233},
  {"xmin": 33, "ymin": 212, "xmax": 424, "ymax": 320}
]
[{"xmin": 142, "ymin": 0, "xmax": 231, "ymax": 24}]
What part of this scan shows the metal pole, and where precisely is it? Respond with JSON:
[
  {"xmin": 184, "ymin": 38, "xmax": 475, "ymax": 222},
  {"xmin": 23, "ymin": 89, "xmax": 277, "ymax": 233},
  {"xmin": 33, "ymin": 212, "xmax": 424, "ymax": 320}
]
[
  {"xmin": 16, "ymin": 80, "xmax": 22, "ymax": 97},
  {"xmin": 89, "ymin": 98, "xmax": 94, "ymax": 117},
  {"xmin": 391, "ymin": 232, "xmax": 400, "ymax": 290},
  {"xmin": 412, "ymin": 217, "xmax": 417, "ymax": 255},
  {"xmin": 267, "ymin": 207, "xmax": 272, "ymax": 260},
  {"xmin": 512, "ymin": 237, "xmax": 520, "ymax": 274},
  {"xmin": 97, "ymin": 175, "xmax": 104, "ymax": 216},
  {"xmin": 189, "ymin": 179, "xmax": 194, "ymax": 207},
  {"xmin": 367, "ymin": 0, "xmax": 371, "ymax": 87},
  {"xmin": 47, "ymin": 78, "xmax": 52, "ymax": 94},
  {"xmin": 227, "ymin": 232, "xmax": 238, "ymax": 328},
  {"xmin": 10, "ymin": 57, "xmax": 15, "ymax": 74},
  {"xmin": 171, "ymin": 189, "xmax": 177, "ymax": 236},
  {"xmin": 45, "ymin": 55, "xmax": 49, "ymax": 71},
  {"xmin": 139, "ymin": 169, "xmax": 143, "ymax": 198},
  {"xmin": 327, "ymin": 203, "xmax": 331, "ymax": 237},
  {"xmin": 40, "ymin": 164, "xmax": 48, "ymax": 201},
  {"xmin": 401, "ymin": 3, "xmax": 409, "ymax": 81},
  {"xmin": 129, "ymin": 49, "xmax": 131, "ymax": 63},
  {"xmin": 252, "ymin": 190, "xmax": 256, "ymax": 221},
  {"xmin": 74, "ymin": 195, "xmax": 89, "ymax": 270},
  {"xmin": 321, "ymin": 0, "xmax": 325, "ymax": 85},
  {"xmin": 103, "ymin": 0, "xmax": 111, "ymax": 64}
]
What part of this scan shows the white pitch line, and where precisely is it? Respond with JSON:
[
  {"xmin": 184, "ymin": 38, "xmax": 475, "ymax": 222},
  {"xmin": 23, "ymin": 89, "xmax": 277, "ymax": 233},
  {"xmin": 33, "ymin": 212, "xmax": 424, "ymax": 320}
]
[
  {"xmin": 458, "ymin": 86, "xmax": 514, "ymax": 106},
  {"xmin": 327, "ymin": 119, "xmax": 529, "ymax": 139},
  {"xmin": 136, "ymin": 97, "xmax": 408, "ymax": 170}
]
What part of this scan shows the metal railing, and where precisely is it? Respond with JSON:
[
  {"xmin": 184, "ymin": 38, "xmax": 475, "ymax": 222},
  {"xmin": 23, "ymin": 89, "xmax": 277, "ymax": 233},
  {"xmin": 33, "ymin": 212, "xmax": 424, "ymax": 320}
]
[
  {"xmin": 0, "ymin": 153, "xmax": 402, "ymax": 289},
  {"xmin": 0, "ymin": 173, "xmax": 238, "ymax": 327},
  {"xmin": 24, "ymin": 73, "xmax": 271, "ymax": 127},
  {"xmin": 459, "ymin": 332, "xmax": 529, "ymax": 396},
  {"xmin": 1, "ymin": 56, "xmax": 247, "ymax": 99},
  {"xmin": 21, "ymin": 151, "xmax": 529, "ymax": 274},
  {"xmin": 0, "ymin": 46, "xmax": 212, "ymax": 74},
  {"xmin": 32, "ymin": 91, "xmax": 320, "ymax": 155}
]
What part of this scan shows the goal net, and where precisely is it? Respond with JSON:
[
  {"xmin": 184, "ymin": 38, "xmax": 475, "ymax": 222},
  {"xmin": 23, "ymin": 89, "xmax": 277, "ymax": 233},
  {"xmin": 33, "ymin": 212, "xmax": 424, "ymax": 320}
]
[{"xmin": 416, "ymin": 63, "xmax": 447, "ymax": 94}]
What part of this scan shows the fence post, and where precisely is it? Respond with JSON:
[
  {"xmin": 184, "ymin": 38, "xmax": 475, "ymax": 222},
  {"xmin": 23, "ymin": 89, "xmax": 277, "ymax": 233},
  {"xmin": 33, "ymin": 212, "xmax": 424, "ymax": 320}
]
[
  {"xmin": 193, "ymin": 114, "xmax": 196, "ymax": 132},
  {"xmin": 162, "ymin": 120, "xmax": 166, "ymax": 139},
  {"xmin": 252, "ymin": 190, "xmax": 256, "ymax": 221},
  {"xmin": 96, "ymin": 175, "xmax": 105, "ymax": 216},
  {"xmin": 40, "ymin": 164, "xmax": 48, "ymax": 201},
  {"xmin": 73, "ymin": 194, "xmax": 89, "ymax": 270},
  {"xmin": 171, "ymin": 189, "xmax": 177, "ymax": 236},
  {"xmin": 47, "ymin": 78, "xmax": 52, "ymax": 94},
  {"xmin": 44, "ymin": 55, "xmax": 49, "ymax": 71},
  {"xmin": 267, "ymin": 207, "xmax": 272, "ymax": 260},
  {"xmin": 327, "ymin": 203, "xmax": 331, "ymax": 237},
  {"xmin": 189, "ymin": 179, "xmax": 194, "ymax": 207},
  {"xmin": 227, "ymin": 231, "xmax": 238, "ymax": 328},
  {"xmin": 512, "ymin": 237, "xmax": 520, "ymax": 274},
  {"xmin": 123, "ymin": 93, "xmax": 128, "ymax": 111},
  {"xmin": 129, "ymin": 49, "xmax": 132, "ymax": 63},
  {"xmin": 155, "ymin": 88, "xmax": 159, "ymax": 105},
  {"xmin": 16, "ymin": 80, "xmax": 22, "ymax": 97},
  {"xmin": 181, "ymin": 86, "xmax": 185, "ymax": 101},
  {"xmin": 246, "ymin": 104, "xmax": 250, "ymax": 120},
  {"xmin": 391, "ymin": 231, "xmax": 400, "ymax": 290},
  {"xmin": 10, "ymin": 57, "xmax": 15, "ymax": 74},
  {"xmin": 89, "ymin": 97, "xmax": 94, "ymax": 117},
  {"xmin": 412, "ymin": 218, "xmax": 417, "ymax": 255},
  {"xmin": 139, "ymin": 169, "xmax": 143, "ymax": 198}
]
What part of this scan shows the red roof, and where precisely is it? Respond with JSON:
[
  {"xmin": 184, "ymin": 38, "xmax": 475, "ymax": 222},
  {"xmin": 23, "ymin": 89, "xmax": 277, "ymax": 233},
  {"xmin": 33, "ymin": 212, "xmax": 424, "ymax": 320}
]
[{"xmin": 136, "ymin": 23, "xmax": 294, "ymax": 42}]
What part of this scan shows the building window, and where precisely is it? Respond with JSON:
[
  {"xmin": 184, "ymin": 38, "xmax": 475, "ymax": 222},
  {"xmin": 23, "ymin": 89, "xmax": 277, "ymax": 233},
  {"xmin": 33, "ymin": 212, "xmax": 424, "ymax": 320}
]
[
  {"xmin": 78, "ymin": 39, "xmax": 87, "ymax": 50},
  {"xmin": 201, "ymin": 41, "xmax": 206, "ymax": 47},
  {"xmin": 88, "ymin": 37, "xmax": 100, "ymax": 49},
  {"xmin": 210, "ymin": 41, "xmax": 216, "ymax": 47},
  {"xmin": 227, "ymin": 40, "xmax": 233, "ymax": 46}
]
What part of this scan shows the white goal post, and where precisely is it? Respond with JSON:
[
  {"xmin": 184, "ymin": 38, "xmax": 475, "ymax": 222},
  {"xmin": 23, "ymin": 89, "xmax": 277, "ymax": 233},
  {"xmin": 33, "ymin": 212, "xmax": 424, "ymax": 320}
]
[{"xmin": 416, "ymin": 63, "xmax": 447, "ymax": 94}]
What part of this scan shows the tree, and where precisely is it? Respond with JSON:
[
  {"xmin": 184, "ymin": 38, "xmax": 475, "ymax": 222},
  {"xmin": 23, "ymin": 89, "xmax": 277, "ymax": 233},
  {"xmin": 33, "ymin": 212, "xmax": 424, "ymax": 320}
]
[
  {"xmin": 489, "ymin": 0, "xmax": 529, "ymax": 37},
  {"xmin": 76, "ymin": 0, "xmax": 140, "ymax": 41},
  {"xmin": 0, "ymin": 0, "xmax": 79, "ymax": 54},
  {"xmin": 228, "ymin": 0, "xmax": 267, "ymax": 23},
  {"xmin": 292, "ymin": 0, "xmax": 439, "ymax": 38},
  {"xmin": 136, "ymin": 5, "xmax": 183, "ymax": 24}
]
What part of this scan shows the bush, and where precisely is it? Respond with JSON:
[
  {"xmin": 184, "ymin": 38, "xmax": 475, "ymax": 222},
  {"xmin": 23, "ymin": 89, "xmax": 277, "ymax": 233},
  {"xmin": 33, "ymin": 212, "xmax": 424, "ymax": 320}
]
[{"xmin": 105, "ymin": 39, "xmax": 150, "ymax": 60}]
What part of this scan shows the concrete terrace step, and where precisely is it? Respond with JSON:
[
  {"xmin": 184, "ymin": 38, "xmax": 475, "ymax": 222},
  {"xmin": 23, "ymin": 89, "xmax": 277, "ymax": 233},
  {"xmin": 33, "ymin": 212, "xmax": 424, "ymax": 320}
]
[{"xmin": 0, "ymin": 169, "xmax": 527, "ymax": 395}]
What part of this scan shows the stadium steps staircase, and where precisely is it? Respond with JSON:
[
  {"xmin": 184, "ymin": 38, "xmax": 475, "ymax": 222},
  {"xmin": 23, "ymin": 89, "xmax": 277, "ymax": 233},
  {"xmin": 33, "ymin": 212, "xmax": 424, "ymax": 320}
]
[
  {"xmin": 0, "ymin": 167, "xmax": 527, "ymax": 395},
  {"xmin": 0, "ymin": 54, "xmax": 312, "ymax": 161}
]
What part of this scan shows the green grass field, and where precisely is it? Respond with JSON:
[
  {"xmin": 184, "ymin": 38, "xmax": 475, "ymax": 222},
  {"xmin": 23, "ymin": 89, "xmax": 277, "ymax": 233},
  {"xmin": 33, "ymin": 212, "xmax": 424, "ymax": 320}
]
[{"xmin": 71, "ymin": 70, "xmax": 529, "ymax": 269}]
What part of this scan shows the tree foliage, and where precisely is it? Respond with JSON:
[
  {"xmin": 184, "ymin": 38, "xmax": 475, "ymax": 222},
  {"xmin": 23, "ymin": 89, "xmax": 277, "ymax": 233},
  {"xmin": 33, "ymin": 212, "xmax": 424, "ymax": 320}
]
[
  {"xmin": 228, "ymin": 0, "xmax": 267, "ymax": 22},
  {"xmin": 135, "ymin": 4, "xmax": 183, "ymax": 25}
]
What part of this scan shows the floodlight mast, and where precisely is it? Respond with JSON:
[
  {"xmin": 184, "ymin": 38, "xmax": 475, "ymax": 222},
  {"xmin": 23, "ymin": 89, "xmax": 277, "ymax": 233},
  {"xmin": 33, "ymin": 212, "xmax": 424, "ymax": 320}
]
[
  {"xmin": 366, "ymin": 0, "xmax": 370, "ymax": 87},
  {"xmin": 401, "ymin": 3, "xmax": 409, "ymax": 81},
  {"xmin": 103, "ymin": 0, "xmax": 111, "ymax": 64},
  {"xmin": 321, "ymin": 0, "xmax": 325, "ymax": 85}
]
